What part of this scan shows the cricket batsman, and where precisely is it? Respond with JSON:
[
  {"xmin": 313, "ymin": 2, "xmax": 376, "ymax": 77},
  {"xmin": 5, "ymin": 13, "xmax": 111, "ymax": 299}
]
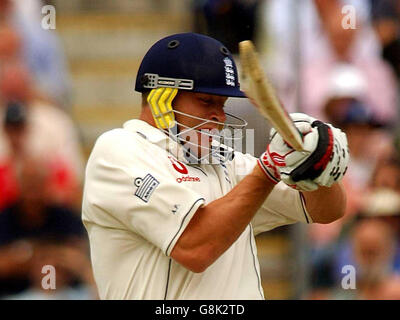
[{"xmin": 82, "ymin": 33, "xmax": 349, "ymax": 299}]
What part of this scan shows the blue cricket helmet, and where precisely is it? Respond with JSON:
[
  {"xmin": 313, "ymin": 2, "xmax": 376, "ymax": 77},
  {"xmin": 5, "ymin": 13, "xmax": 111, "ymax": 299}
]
[{"xmin": 135, "ymin": 32, "xmax": 246, "ymax": 98}]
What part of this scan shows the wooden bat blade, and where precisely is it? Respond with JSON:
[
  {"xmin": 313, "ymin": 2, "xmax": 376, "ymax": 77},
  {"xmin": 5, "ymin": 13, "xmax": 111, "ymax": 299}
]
[{"xmin": 239, "ymin": 40, "xmax": 305, "ymax": 151}]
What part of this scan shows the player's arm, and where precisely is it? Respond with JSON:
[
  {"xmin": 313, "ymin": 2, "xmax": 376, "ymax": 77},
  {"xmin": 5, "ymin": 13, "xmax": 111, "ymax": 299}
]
[
  {"xmin": 172, "ymin": 164, "xmax": 346, "ymax": 273},
  {"xmin": 172, "ymin": 113, "xmax": 349, "ymax": 273},
  {"xmin": 171, "ymin": 164, "xmax": 275, "ymax": 273},
  {"xmin": 301, "ymin": 182, "xmax": 346, "ymax": 224}
]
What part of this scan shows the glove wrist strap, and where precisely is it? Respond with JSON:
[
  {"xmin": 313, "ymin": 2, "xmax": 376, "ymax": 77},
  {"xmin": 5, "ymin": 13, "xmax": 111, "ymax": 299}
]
[{"xmin": 258, "ymin": 152, "xmax": 280, "ymax": 184}]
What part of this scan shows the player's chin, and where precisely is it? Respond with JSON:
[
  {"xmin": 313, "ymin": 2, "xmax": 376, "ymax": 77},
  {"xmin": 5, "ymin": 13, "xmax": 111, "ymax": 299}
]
[
  {"xmin": 202, "ymin": 132, "xmax": 215, "ymax": 148},
  {"xmin": 198, "ymin": 143, "xmax": 212, "ymax": 157},
  {"xmin": 187, "ymin": 140, "xmax": 210, "ymax": 159},
  {"xmin": 182, "ymin": 131, "xmax": 214, "ymax": 159},
  {"xmin": 193, "ymin": 131, "xmax": 212, "ymax": 148}
]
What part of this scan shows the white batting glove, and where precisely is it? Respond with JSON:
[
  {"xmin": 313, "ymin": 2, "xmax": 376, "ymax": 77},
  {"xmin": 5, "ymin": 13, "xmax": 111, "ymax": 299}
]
[{"xmin": 258, "ymin": 113, "xmax": 349, "ymax": 191}]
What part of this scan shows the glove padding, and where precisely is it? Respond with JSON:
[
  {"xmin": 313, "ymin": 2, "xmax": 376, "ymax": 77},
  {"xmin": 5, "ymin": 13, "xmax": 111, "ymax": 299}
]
[{"xmin": 258, "ymin": 113, "xmax": 349, "ymax": 191}]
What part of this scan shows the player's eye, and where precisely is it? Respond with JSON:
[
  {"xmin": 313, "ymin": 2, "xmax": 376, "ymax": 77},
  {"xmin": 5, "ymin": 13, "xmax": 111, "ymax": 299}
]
[
  {"xmin": 199, "ymin": 98, "xmax": 214, "ymax": 106},
  {"xmin": 199, "ymin": 98, "xmax": 212, "ymax": 104}
]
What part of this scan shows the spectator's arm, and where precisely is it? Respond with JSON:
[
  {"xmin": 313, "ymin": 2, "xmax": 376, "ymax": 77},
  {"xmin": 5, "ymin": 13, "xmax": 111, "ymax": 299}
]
[
  {"xmin": 314, "ymin": 0, "xmax": 357, "ymax": 60},
  {"xmin": 369, "ymin": 0, "xmax": 399, "ymax": 46},
  {"xmin": 0, "ymin": 241, "xmax": 33, "ymax": 277},
  {"xmin": 56, "ymin": 244, "xmax": 98, "ymax": 299}
]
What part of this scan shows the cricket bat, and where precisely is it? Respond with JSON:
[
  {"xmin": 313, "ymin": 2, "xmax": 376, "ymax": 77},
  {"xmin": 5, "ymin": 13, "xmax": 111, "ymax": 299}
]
[{"xmin": 239, "ymin": 40, "xmax": 305, "ymax": 152}]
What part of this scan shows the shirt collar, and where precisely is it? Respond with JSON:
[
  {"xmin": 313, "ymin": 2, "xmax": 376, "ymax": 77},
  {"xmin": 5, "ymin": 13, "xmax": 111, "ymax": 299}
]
[
  {"xmin": 123, "ymin": 119, "xmax": 168, "ymax": 144},
  {"xmin": 123, "ymin": 119, "xmax": 187, "ymax": 162},
  {"xmin": 123, "ymin": 119, "xmax": 232, "ymax": 165}
]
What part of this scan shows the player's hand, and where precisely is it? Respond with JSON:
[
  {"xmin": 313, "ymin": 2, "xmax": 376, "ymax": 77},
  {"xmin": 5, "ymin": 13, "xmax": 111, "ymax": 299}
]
[{"xmin": 258, "ymin": 113, "xmax": 349, "ymax": 191}]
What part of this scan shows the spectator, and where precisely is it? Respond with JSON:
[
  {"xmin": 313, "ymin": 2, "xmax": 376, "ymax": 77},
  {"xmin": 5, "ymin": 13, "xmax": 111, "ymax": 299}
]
[
  {"xmin": 264, "ymin": 0, "xmax": 398, "ymax": 125},
  {"xmin": 369, "ymin": 157, "xmax": 400, "ymax": 193},
  {"xmin": 310, "ymin": 186, "xmax": 400, "ymax": 299},
  {"xmin": 0, "ymin": 0, "xmax": 72, "ymax": 109},
  {"xmin": 193, "ymin": 0, "xmax": 260, "ymax": 54},
  {"xmin": 4, "ymin": 239, "xmax": 97, "ymax": 300},
  {"xmin": 331, "ymin": 218, "xmax": 400, "ymax": 299},
  {"xmin": 336, "ymin": 101, "xmax": 392, "ymax": 193},
  {"xmin": 0, "ymin": 63, "xmax": 84, "ymax": 209},
  {"xmin": 0, "ymin": 25, "xmax": 21, "ymax": 63},
  {"xmin": 0, "ymin": 101, "xmax": 27, "ymax": 210},
  {"xmin": 370, "ymin": 0, "xmax": 400, "ymax": 80},
  {"xmin": 322, "ymin": 63, "xmax": 368, "ymax": 127},
  {"xmin": 0, "ymin": 157, "xmax": 86, "ymax": 297},
  {"xmin": 362, "ymin": 189, "xmax": 400, "ymax": 241}
]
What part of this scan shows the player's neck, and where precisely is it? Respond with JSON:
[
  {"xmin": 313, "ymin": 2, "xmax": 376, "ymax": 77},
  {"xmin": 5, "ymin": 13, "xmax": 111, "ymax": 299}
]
[{"xmin": 139, "ymin": 106, "xmax": 157, "ymax": 128}]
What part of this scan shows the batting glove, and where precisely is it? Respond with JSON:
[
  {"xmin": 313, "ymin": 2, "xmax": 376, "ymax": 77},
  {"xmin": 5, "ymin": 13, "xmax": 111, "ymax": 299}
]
[{"xmin": 258, "ymin": 113, "xmax": 349, "ymax": 191}]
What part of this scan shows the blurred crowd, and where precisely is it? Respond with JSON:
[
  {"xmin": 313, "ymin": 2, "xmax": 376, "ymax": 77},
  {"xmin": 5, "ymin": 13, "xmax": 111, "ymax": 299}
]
[
  {"xmin": 264, "ymin": 0, "xmax": 400, "ymax": 300},
  {"xmin": 1, "ymin": 0, "xmax": 400, "ymax": 300},
  {"xmin": 195, "ymin": 0, "xmax": 400, "ymax": 299},
  {"xmin": 0, "ymin": 0, "xmax": 95, "ymax": 299}
]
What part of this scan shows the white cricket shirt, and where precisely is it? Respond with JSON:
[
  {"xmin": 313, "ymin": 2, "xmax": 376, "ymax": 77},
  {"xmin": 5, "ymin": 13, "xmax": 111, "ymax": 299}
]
[{"xmin": 82, "ymin": 119, "xmax": 312, "ymax": 300}]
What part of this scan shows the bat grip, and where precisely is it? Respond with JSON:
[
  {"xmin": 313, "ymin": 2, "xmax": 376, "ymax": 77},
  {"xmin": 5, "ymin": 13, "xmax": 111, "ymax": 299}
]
[
  {"xmin": 290, "ymin": 121, "xmax": 333, "ymax": 182},
  {"xmin": 283, "ymin": 128, "xmax": 303, "ymax": 151}
]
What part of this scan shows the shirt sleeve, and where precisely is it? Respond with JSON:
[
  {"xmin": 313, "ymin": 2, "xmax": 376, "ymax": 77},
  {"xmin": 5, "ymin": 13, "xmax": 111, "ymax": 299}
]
[
  {"xmin": 251, "ymin": 183, "xmax": 312, "ymax": 236},
  {"xmin": 231, "ymin": 151, "xmax": 260, "ymax": 183},
  {"xmin": 82, "ymin": 130, "xmax": 205, "ymax": 256},
  {"xmin": 231, "ymin": 151, "xmax": 312, "ymax": 235}
]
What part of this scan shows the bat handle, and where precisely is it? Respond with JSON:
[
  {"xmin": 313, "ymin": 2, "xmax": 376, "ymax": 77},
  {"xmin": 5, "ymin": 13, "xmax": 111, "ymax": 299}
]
[{"xmin": 283, "ymin": 128, "xmax": 304, "ymax": 151}]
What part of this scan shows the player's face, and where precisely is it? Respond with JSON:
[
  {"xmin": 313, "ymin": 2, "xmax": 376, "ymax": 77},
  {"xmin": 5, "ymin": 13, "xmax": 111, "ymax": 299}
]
[{"xmin": 173, "ymin": 91, "xmax": 227, "ymax": 156}]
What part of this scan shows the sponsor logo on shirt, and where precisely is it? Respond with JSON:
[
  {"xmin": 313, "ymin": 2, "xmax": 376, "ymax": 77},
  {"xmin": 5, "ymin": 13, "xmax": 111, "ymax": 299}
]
[
  {"xmin": 168, "ymin": 156, "xmax": 200, "ymax": 183},
  {"xmin": 134, "ymin": 174, "xmax": 159, "ymax": 202},
  {"xmin": 168, "ymin": 156, "xmax": 188, "ymax": 174},
  {"xmin": 176, "ymin": 176, "xmax": 200, "ymax": 183}
]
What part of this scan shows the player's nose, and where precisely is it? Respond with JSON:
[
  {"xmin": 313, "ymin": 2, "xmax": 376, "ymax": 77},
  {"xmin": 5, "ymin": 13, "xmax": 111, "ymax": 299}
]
[{"xmin": 209, "ymin": 105, "xmax": 226, "ymax": 124}]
